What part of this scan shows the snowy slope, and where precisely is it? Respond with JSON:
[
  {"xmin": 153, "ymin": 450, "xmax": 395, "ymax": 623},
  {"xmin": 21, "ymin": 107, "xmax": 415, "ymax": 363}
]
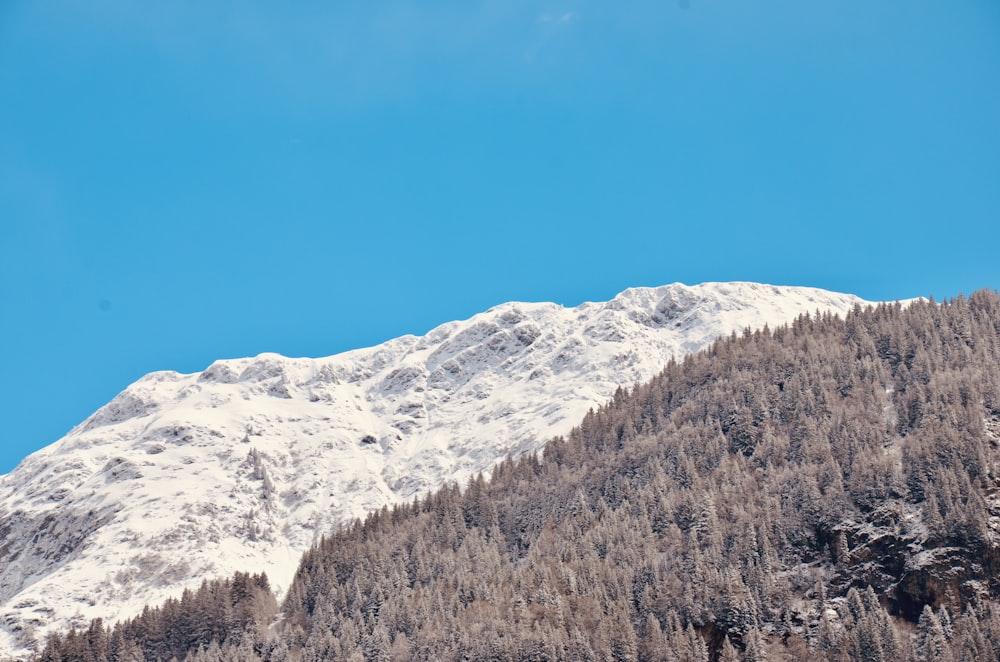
[{"xmin": 0, "ymin": 282, "xmax": 873, "ymax": 656}]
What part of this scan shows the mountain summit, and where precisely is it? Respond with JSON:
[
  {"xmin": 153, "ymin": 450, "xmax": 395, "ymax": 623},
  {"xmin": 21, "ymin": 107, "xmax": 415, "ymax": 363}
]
[{"xmin": 0, "ymin": 282, "xmax": 871, "ymax": 655}]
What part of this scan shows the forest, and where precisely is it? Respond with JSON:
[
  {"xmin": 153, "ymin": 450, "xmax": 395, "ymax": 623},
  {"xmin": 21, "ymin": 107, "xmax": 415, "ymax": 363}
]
[{"xmin": 34, "ymin": 291, "xmax": 1000, "ymax": 661}]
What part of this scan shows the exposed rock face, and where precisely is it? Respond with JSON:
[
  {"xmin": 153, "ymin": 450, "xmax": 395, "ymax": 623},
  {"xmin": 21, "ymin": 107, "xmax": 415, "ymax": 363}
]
[{"xmin": 833, "ymin": 468, "xmax": 1000, "ymax": 621}]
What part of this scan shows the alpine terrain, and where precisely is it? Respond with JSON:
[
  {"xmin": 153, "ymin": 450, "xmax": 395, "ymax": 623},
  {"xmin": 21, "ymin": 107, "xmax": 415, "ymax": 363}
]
[{"xmin": 0, "ymin": 282, "xmax": 870, "ymax": 657}]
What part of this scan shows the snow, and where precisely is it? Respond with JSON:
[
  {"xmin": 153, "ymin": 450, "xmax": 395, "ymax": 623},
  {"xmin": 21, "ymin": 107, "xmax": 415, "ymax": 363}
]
[{"xmin": 0, "ymin": 282, "xmax": 873, "ymax": 657}]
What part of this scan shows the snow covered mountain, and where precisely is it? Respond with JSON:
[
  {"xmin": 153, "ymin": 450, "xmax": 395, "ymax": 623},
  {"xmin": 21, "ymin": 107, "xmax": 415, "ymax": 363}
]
[{"xmin": 0, "ymin": 282, "xmax": 873, "ymax": 657}]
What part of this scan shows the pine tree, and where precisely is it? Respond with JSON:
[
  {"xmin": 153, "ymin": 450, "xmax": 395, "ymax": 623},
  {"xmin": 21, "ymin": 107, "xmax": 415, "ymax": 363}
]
[
  {"xmin": 918, "ymin": 605, "xmax": 949, "ymax": 662},
  {"xmin": 718, "ymin": 635, "xmax": 741, "ymax": 662}
]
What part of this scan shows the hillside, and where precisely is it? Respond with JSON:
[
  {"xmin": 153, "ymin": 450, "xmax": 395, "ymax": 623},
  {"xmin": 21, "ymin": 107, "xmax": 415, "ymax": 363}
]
[
  {"xmin": 0, "ymin": 282, "xmax": 867, "ymax": 657},
  {"xmin": 40, "ymin": 291, "xmax": 1000, "ymax": 661}
]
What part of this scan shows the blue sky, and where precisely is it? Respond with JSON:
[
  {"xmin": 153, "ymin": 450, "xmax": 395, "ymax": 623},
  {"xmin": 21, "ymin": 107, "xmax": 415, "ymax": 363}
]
[{"xmin": 2, "ymin": 0, "xmax": 999, "ymax": 473}]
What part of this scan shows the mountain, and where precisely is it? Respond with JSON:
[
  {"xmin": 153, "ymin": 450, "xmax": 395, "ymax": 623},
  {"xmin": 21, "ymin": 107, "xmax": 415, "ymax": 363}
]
[
  {"xmin": 39, "ymin": 290, "xmax": 1000, "ymax": 662},
  {"xmin": 0, "ymin": 282, "xmax": 870, "ymax": 656}
]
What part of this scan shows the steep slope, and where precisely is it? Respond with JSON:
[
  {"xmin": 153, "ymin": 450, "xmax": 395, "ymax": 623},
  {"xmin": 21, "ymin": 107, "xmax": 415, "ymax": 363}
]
[{"xmin": 0, "ymin": 282, "xmax": 869, "ymax": 656}]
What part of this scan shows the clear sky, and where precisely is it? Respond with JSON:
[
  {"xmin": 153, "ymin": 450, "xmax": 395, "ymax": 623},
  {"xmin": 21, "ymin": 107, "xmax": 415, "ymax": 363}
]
[{"xmin": 2, "ymin": 0, "xmax": 999, "ymax": 473}]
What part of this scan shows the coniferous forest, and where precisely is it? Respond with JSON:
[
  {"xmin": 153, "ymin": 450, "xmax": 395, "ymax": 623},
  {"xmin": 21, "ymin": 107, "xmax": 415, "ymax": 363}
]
[{"xmin": 35, "ymin": 291, "xmax": 1000, "ymax": 661}]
